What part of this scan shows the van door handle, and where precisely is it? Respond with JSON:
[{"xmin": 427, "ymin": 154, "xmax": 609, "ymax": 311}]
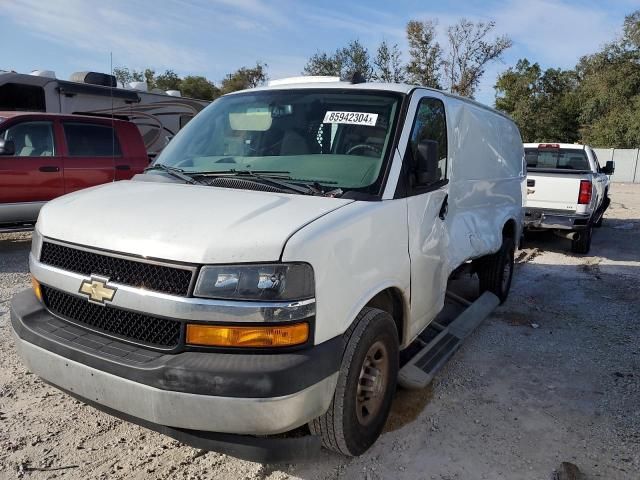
[
  {"xmin": 527, "ymin": 179, "xmax": 535, "ymax": 187},
  {"xmin": 39, "ymin": 166, "xmax": 60, "ymax": 172},
  {"xmin": 116, "ymin": 165, "xmax": 131, "ymax": 171},
  {"xmin": 439, "ymin": 195, "xmax": 449, "ymax": 220}
]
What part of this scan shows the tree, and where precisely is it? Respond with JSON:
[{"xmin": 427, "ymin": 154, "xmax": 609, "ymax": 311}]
[
  {"xmin": 339, "ymin": 40, "xmax": 373, "ymax": 80},
  {"xmin": 406, "ymin": 20, "xmax": 442, "ymax": 88},
  {"xmin": 154, "ymin": 69, "xmax": 182, "ymax": 91},
  {"xmin": 443, "ymin": 19, "xmax": 512, "ymax": 98},
  {"xmin": 303, "ymin": 51, "xmax": 342, "ymax": 76},
  {"xmin": 112, "ymin": 66, "xmax": 143, "ymax": 87},
  {"xmin": 495, "ymin": 59, "xmax": 580, "ymax": 143},
  {"xmin": 576, "ymin": 48, "xmax": 640, "ymax": 147},
  {"xmin": 373, "ymin": 40, "xmax": 406, "ymax": 83},
  {"xmin": 144, "ymin": 68, "xmax": 156, "ymax": 89},
  {"xmin": 180, "ymin": 75, "xmax": 221, "ymax": 100},
  {"xmin": 303, "ymin": 40, "xmax": 373, "ymax": 80},
  {"xmin": 623, "ymin": 10, "xmax": 640, "ymax": 49},
  {"xmin": 220, "ymin": 62, "xmax": 268, "ymax": 94}
]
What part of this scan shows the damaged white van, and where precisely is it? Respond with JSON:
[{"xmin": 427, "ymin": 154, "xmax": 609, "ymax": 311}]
[{"xmin": 11, "ymin": 78, "xmax": 525, "ymax": 460}]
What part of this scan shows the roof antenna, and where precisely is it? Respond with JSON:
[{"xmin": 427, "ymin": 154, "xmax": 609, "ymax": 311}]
[
  {"xmin": 350, "ymin": 71, "xmax": 366, "ymax": 84},
  {"xmin": 110, "ymin": 52, "xmax": 115, "ymax": 181}
]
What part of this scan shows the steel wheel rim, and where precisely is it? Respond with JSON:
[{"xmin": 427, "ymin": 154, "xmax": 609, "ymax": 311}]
[{"xmin": 356, "ymin": 340, "xmax": 390, "ymax": 426}]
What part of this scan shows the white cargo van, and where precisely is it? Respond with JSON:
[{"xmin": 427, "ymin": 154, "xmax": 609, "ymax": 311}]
[{"xmin": 11, "ymin": 78, "xmax": 525, "ymax": 460}]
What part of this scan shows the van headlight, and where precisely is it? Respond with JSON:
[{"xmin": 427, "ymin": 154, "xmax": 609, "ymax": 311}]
[{"xmin": 194, "ymin": 263, "xmax": 314, "ymax": 301}]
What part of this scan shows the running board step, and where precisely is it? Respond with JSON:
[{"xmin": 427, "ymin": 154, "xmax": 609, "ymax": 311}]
[{"xmin": 398, "ymin": 291, "xmax": 499, "ymax": 389}]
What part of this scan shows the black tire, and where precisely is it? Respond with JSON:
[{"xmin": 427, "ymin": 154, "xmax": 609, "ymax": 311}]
[
  {"xmin": 595, "ymin": 194, "xmax": 611, "ymax": 228},
  {"xmin": 477, "ymin": 236, "xmax": 515, "ymax": 304},
  {"xmin": 308, "ymin": 307, "xmax": 399, "ymax": 456},
  {"xmin": 571, "ymin": 225, "xmax": 592, "ymax": 254}
]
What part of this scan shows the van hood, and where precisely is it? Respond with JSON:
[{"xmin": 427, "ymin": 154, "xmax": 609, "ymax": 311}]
[{"xmin": 37, "ymin": 180, "xmax": 354, "ymax": 264}]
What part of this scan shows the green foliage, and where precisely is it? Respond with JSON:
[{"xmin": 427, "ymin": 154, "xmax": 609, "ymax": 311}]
[
  {"xmin": 180, "ymin": 75, "xmax": 221, "ymax": 101},
  {"xmin": 303, "ymin": 40, "xmax": 373, "ymax": 80},
  {"xmin": 112, "ymin": 66, "xmax": 143, "ymax": 87},
  {"xmin": 496, "ymin": 9, "xmax": 640, "ymax": 147},
  {"xmin": 495, "ymin": 59, "xmax": 580, "ymax": 143},
  {"xmin": 154, "ymin": 70, "xmax": 182, "ymax": 91},
  {"xmin": 406, "ymin": 20, "xmax": 442, "ymax": 88},
  {"xmin": 303, "ymin": 19, "xmax": 511, "ymax": 96},
  {"xmin": 220, "ymin": 62, "xmax": 268, "ymax": 95},
  {"xmin": 373, "ymin": 40, "xmax": 406, "ymax": 83}
]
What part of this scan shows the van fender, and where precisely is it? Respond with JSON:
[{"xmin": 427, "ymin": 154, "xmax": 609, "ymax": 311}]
[{"xmin": 341, "ymin": 281, "xmax": 410, "ymax": 346}]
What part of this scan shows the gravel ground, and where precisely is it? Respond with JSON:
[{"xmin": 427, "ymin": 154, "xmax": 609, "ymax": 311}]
[{"xmin": 1, "ymin": 184, "xmax": 638, "ymax": 480}]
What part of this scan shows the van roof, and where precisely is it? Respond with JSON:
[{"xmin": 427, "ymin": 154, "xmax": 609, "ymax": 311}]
[{"xmin": 230, "ymin": 80, "xmax": 514, "ymax": 121}]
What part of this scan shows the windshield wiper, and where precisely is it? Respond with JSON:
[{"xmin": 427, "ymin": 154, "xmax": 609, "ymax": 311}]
[
  {"xmin": 145, "ymin": 164, "xmax": 200, "ymax": 184},
  {"xmin": 191, "ymin": 169, "xmax": 318, "ymax": 195}
]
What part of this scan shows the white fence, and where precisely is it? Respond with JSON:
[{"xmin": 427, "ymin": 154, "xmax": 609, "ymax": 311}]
[{"xmin": 593, "ymin": 148, "xmax": 640, "ymax": 183}]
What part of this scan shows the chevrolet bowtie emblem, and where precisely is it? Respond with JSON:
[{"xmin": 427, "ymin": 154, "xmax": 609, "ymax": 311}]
[{"xmin": 79, "ymin": 275, "xmax": 117, "ymax": 305}]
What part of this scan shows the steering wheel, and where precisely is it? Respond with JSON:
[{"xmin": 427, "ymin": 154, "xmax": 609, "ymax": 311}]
[{"xmin": 346, "ymin": 144, "xmax": 381, "ymax": 156}]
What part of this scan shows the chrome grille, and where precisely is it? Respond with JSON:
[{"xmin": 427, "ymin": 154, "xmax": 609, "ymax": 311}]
[{"xmin": 40, "ymin": 241, "xmax": 193, "ymax": 296}]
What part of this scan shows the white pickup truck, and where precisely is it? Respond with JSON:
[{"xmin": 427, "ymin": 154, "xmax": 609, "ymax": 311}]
[
  {"xmin": 524, "ymin": 143, "xmax": 614, "ymax": 253},
  {"xmin": 12, "ymin": 78, "xmax": 525, "ymax": 461}
]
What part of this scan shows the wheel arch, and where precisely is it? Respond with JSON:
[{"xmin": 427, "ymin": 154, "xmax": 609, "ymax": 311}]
[{"xmin": 346, "ymin": 285, "xmax": 408, "ymax": 348}]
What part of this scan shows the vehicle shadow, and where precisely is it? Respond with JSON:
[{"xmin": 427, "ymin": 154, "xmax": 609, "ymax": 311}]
[
  {"xmin": 0, "ymin": 233, "xmax": 32, "ymax": 275},
  {"xmin": 523, "ymin": 217, "xmax": 640, "ymax": 263}
]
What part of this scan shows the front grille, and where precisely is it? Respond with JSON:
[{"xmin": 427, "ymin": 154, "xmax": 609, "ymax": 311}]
[
  {"xmin": 40, "ymin": 241, "xmax": 193, "ymax": 296},
  {"xmin": 42, "ymin": 286, "xmax": 182, "ymax": 349}
]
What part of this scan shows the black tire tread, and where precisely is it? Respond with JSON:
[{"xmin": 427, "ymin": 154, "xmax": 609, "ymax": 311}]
[
  {"xmin": 309, "ymin": 307, "xmax": 396, "ymax": 456},
  {"xmin": 478, "ymin": 235, "xmax": 515, "ymax": 304}
]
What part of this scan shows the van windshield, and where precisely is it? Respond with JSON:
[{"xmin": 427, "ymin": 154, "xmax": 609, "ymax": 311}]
[
  {"xmin": 154, "ymin": 89, "xmax": 401, "ymax": 193},
  {"xmin": 525, "ymin": 148, "xmax": 591, "ymax": 171}
]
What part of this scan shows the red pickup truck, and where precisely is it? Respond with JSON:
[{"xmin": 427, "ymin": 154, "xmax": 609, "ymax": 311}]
[{"xmin": 0, "ymin": 112, "xmax": 148, "ymax": 231}]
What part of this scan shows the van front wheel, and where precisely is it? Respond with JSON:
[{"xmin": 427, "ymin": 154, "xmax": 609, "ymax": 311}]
[
  {"xmin": 309, "ymin": 307, "xmax": 399, "ymax": 456},
  {"xmin": 477, "ymin": 236, "xmax": 515, "ymax": 304}
]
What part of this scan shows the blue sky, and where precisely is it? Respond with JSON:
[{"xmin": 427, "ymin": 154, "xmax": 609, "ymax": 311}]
[{"xmin": 1, "ymin": 0, "xmax": 639, "ymax": 105}]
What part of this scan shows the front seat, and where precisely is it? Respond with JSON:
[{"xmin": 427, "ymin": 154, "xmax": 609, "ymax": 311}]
[
  {"xmin": 18, "ymin": 133, "xmax": 35, "ymax": 156},
  {"xmin": 279, "ymin": 130, "xmax": 309, "ymax": 155}
]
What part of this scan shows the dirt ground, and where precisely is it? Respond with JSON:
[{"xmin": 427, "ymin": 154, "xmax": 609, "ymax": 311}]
[{"xmin": 1, "ymin": 184, "xmax": 638, "ymax": 480}]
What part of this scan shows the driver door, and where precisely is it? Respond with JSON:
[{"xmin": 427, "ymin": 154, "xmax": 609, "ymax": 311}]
[{"xmin": 401, "ymin": 92, "xmax": 451, "ymax": 339}]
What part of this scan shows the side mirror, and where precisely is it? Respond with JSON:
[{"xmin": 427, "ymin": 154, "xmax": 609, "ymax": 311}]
[
  {"xmin": 415, "ymin": 139, "xmax": 440, "ymax": 185},
  {"xmin": 602, "ymin": 160, "xmax": 615, "ymax": 175},
  {"xmin": 0, "ymin": 138, "xmax": 15, "ymax": 155}
]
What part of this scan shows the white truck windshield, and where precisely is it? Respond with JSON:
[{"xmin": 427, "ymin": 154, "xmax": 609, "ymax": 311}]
[{"xmin": 154, "ymin": 89, "xmax": 401, "ymax": 192}]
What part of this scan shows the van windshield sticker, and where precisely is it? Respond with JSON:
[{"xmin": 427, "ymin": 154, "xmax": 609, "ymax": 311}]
[{"xmin": 323, "ymin": 111, "xmax": 378, "ymax": 126}]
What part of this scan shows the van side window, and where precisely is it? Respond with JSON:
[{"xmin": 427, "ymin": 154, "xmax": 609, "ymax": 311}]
[
  {"xmin": 409, "ymin": 98, "xmax": 448, "ymax": 184},
  {"xmin": 1, "ymin": 121, "xmax": 55, "ymax": 157},
  {"xmin": 63, "ymin": 123, "xmax": 122, "ymax": 157}
]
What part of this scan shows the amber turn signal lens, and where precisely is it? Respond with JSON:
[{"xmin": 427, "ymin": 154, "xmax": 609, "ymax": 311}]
[
  {"xmin": 31, "ymin": 275, "xmax": 42, "ymax": 301},
  {"xmin": 186, "ymin": 322, "xmax": 309, "ymax": 347}
]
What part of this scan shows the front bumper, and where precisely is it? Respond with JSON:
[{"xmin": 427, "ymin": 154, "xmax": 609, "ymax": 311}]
[
  {"xmin": 524, "ymin": 208, "xmax": 591, "ymax": 230},
  {"xmin": 10, "ymin": 289, "xmax": 341, "ymax": 437}
]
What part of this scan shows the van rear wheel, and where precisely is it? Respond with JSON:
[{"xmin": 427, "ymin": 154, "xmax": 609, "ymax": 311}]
[
  {"xmin": 477, "ymin": 236, "xmax": 515, "ymax": 304},
  {"xmin": 308, "ymin": 307, "xmax": 398, "ymax": 456}
]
